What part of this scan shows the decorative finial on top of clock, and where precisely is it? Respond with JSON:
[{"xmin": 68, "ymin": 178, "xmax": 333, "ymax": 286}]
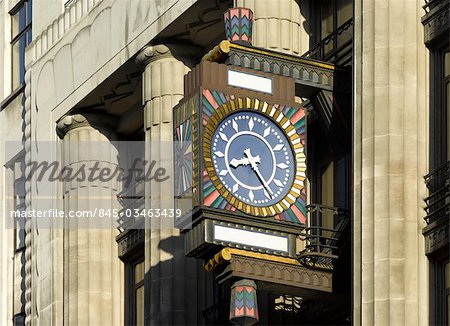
[{"xmin": 224, "ymin": 7, "xmax": 254, "ymax": 46}]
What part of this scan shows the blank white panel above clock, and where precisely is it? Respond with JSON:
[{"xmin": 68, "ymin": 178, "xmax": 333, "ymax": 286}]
[
  {"xmin": 227, "ymin": 69, "xmax": 273, "ymax": 94},
  {"xmin": 213, "ymin": 224, "xmax": 289, "ymax": 253}
]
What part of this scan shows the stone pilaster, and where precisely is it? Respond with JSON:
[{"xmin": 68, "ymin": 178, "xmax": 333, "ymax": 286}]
[
  {"xmin": 234, "ymin": 0, "xmax": 310, "ymax": 55},
  {"xmin": 353, "ymin": 0, "xmax": 429, "ymax": 325},
  {"xmin": 136, "ymin": 45, "xmax": 201, "ymax": 325},
  {"xmin": 56, "ymin": 113, "xmax": 123, "ymax": 326}
]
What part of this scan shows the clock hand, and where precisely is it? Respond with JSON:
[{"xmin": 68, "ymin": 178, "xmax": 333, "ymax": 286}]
[
  {"xmin": 229, "ymin": 156, "xmax": 261, "ymax": 168},
  {"xmin": 243, "ymin": 149, "xmax": 274, "ymax": 198},
  {"xmin": 229, "ymin": 157, "xmax": 250, "ymax": 168},
  {"xmin": 253, "ymin": 166, "xmax": 274, "ymax": 198}
]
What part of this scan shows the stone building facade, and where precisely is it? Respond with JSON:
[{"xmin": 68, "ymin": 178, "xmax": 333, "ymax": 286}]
[{"xmin": 0, "ymin": 0, "xmax": 447, "ymax": 325}]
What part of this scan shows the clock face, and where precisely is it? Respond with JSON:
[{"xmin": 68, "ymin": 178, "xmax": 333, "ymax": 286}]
[{"xmin": 211, "ymin": 111, "xmax": 295, "ymax": 207}]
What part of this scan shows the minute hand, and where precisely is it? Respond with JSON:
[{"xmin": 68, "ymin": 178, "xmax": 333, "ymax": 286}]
[{"xmin": 243, "ymin": 149, "xmax": 274, "ymax": 198}]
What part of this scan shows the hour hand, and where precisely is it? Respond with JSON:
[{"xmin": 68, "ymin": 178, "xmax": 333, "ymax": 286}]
[{"xmin": 229, "ymin": 156, "xmax": 261, "ymax": 168}]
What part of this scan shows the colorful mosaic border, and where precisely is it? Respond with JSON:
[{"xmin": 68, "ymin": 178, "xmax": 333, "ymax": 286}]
[
  {"xmin": 174, "ymin": 94, "xmax": 199, "ymax": 210},
  {"xmin": 174, "ymin": 119, "xmax": 192, "ymax": 196},
  {"xmin": 201, "ymin": 89, "xmax": 306, "ymax": 223}
]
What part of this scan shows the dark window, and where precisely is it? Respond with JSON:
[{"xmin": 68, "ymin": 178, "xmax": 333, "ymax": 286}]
[
  {"xmin": 134, "ymin": 260, "xmax": 145, "ymax": 326},
  {"xmin": 13, "ymin": 313, "xmax": 25, "ymax": 326},
  {"xmin": 431, "ymin": 256, "xmax": 450, "ymax": 325},
  {"xmin": 445, "ymin": 52, "xmax": 450, "ymax": 158},
  {"xmin": 125, "ymin": 257, "xmax": 145, "ymax": 326},
  {"xmin": 430, "ymin": 47, "xmax": 450, "ymax": 170},
  {"xmin": 424, "ymin": 15, "xmax": 449, "ymax": 324},
  {"xmin": 10, "ymin": 0, "xmax": 32, "ymax": 91},
  {"xmin": 446, "ymin": 262, "xmax": 450, "ymax": 326},
  {"xmin": 309, "ymin": 0, "xmax": 353, "ymax": 64}
]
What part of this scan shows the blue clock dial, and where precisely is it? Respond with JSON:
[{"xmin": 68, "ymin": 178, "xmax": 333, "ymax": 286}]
[{"xmin": 211, "ymin": 111, "xmax": 295, "ymax": 207}]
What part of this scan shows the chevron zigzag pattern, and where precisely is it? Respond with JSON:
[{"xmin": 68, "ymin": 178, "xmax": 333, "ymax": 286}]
[
  {"xmin": 224, "ymin": 7, "xmax": 253, "ymax": 44},
  {"xmin": 230, "ymin": 280, "xmax": 259, "ymax": 322}
]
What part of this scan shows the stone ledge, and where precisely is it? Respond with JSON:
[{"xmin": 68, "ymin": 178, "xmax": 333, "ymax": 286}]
[{"xmin": 215, "ymin": 253, "xmax": 333, "ymax": 294}]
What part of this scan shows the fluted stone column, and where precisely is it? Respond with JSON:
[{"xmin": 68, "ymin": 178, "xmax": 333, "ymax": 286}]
[
  {"xmin": 56, "ymin": 114, "xmax": 123, "ymax": 326},
  {"xmin": 234, "ymin": 0, "xmax": 310, "ymax": 55},
  {"xmin": 353, "ymin": 0, "xmax": 429, "ymax": 325},
  {"xmin": 136, "ymin": 45, "xmax": 200, "ymax": 325}
]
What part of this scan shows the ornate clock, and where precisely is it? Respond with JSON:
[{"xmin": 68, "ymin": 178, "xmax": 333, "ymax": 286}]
[
  {"xmin": 209, "ymin": 111, "xmax": 294, "ymax": 206},
  {"xmin": 205, "ymin": 106, "xmax": 304, "ymax": 217},
  {"xmin": 174, "ymin": 61, "xmax": 306, "ymax": 258}
]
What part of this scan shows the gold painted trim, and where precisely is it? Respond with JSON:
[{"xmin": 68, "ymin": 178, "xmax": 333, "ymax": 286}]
[
  {"xmin": 201, "ymin": 40, "xmax": 335, "ymax": 71},
  {"xmin": 203, "ymin": 97, "xmax": 306, "ymax": 217},
  {"xmin": 204, "ymin": 248, "xmax": 333, "ymax": 272},
  {"xmin": 204, "ymin": 248, "xmax": 301, "ymax": 272},
  {"xmin": 201, "ymin": 40, "xmax": 231, "ymax": 62}
]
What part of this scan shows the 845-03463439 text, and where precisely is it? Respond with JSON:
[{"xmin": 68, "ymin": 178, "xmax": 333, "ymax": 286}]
[{"xmin": 10, "ymin": 208, "xmax": 182, "ymax": 219}]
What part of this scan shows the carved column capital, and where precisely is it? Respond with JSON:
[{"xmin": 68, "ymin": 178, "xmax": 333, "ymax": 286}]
[
  {"xmin": 135, "ymin": 45, "xmax": 172, "ymax": 67},
  {"xmin": 136, "ymin": 44, "xmax": 201, "ymax": 68},
  {"xmin": 56, "ymin": 113, "xmax": 119, "ymax": 139}
]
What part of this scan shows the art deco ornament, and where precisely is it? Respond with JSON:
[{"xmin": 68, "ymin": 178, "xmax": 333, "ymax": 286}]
[
  {"xmin": 224, "ymin": 7, "xmax": 253, "ymax": 46},
  {"xmin": 229, "ymin": 279, "xmax": 259, "ymax": 325}
]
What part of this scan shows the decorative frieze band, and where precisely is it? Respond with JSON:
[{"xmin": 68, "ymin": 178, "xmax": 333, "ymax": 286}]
[{"xmin": 228, "ymin": 255, "xmax": 332, "ymax": 293}]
